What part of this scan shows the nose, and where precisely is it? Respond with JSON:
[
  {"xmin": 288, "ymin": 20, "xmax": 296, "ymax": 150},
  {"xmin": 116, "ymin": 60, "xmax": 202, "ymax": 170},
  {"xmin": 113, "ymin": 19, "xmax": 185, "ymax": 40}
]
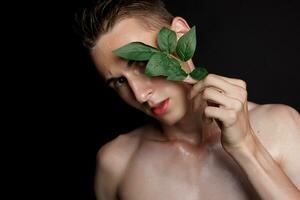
[{"xmin": 127, "ymin": 74, "xmax": 153, "ymax": 103}]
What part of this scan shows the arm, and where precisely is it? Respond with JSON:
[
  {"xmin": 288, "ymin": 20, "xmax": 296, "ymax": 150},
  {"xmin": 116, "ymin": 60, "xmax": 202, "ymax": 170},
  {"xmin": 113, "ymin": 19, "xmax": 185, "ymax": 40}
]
[
  {"xmin": 94, "ymin": 143, "xmax": 120, "ymax": 200},
  {"xmin": 226, "ymin": 129, "xmax": 300, "ymax": 200},
  {"xmin": 187, "ymin": 74, "xmax": 300, "ymax": 199},
  {"xmin": 280, "ymin": 106, "xmax": 300, "ymax": 187},
  {"xmin": 228, "ymin": 104, "xmax": 300, "ymax": 199}
]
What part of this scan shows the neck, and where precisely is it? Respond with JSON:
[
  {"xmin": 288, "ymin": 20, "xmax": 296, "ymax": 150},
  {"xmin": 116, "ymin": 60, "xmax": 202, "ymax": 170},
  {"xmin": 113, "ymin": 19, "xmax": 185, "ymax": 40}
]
[{"xmin": 159, "ymin": 98, "xmax": 221, "ymax": 146}]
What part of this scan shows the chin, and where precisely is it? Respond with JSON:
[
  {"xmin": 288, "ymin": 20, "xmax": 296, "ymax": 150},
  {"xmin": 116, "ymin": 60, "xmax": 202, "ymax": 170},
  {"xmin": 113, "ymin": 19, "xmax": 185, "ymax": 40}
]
[
  {"xmin": 154, "ymin": 95, "xmax": 190, "ymax": 125},
  {"xmin": 157, "ymin": 105, "xmax": 188, "ymax": 126}
]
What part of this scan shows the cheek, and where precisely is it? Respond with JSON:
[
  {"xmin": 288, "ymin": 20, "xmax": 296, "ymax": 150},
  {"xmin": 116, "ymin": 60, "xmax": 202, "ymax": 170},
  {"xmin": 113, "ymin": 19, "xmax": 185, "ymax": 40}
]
[
  {"xmin": 119, "ymin": 89, "xmax": 141, "ymax": 109},
  {"xmin": 166, "ymin": 82, "xmax": 190, "ymax": 99},
  {"xmin": 164, "ymin": 82, "xmax": 190, "ymax": 111}
]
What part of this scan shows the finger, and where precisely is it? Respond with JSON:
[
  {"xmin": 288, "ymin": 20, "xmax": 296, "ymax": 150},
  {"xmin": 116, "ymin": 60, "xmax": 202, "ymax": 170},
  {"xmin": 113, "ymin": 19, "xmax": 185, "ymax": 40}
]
[
  {"xmin": 190, "ymin": 84, "xmax": 224, "ymax": 99},
  {"xmin": 204, "ymin": 106, "xmax": 235, "ymax": 127},
  {"xmin": 204, "ymin": 106, "xmax": 238, "ymax": 127},
  {"xmin": 183, "ymin": 75, "xmax": 198, "ymax": 85},
  {"xmin": 210, "ymin": 74, "xmax": 247, "ymax": 89},
  {"xmin": 201, "ymin": 87, "xmax": 237, "ymax": 109},
  {"xmin": 204, "ymin": 106, "xmax": 226, "ymax": 122},
  {"xmin": 190, "ymin": 74, "xmax": 231, "ymax": 98},
  {"xmin": 190, "ymin": 74, "xmax": 246, "ymax": 102}
]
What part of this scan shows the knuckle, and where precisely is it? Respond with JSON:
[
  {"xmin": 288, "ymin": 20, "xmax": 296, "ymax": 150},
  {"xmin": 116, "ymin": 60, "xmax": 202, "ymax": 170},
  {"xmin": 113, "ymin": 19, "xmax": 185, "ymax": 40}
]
[
  {"xmin": 232, "ymin": 100, "xmax": 243, "ymax": 111},
  {"xmin": 204, "ymin": 106, "xmax": 210, "ymax": 114},
  {"xmin": 238, "ymin": 79, "xmax": 247, "ymax": 89},
  {"xmin": 203, "ymin": 88, "xmax": 210, "ymax": 98},
  {"xmin": 228, "ymin": 110, "xmax": 237, "ymax": 123},
  {"xmin": 239, "ymin": 88, "xmax": 248, "ymax": 101},
  {"xmin": 204, "ymin": 74, "xmax": 214, "ymax": 84}
]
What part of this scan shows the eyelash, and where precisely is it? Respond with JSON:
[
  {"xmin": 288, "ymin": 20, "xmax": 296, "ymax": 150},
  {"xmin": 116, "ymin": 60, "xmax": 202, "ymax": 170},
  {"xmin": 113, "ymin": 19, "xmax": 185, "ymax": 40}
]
[
  {"xmin": 114, "ymin": 76, "xmax": 127, "ymax": 88},
  {"xmin": 112, "ymin": 61, "xmax": 147, "ymax": 88}
]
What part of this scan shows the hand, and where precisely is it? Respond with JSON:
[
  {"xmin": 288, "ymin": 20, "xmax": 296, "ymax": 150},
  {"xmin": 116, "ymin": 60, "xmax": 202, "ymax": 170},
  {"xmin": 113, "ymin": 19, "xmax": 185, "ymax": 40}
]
[{"xmin": 184, "ymin": 74, "xmax": 254, "ymax": 149}]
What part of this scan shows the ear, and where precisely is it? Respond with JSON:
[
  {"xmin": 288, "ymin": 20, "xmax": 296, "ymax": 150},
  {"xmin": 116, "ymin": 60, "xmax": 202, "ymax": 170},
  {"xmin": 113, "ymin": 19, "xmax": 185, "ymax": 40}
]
[
  {"xmin": 170, "ymin": 17, "xmax": 191, "ymax": 39},
  {"xmin": 170, "ymin": 17, "xmax": 196, "ymax": 72}
]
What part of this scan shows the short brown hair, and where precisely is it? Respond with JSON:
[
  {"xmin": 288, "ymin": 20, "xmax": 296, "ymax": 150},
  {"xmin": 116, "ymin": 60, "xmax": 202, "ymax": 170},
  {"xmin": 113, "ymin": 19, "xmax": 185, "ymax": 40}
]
[{"xmin": 74, "ymin": 0, "xmax": 174, "ymax": 48}]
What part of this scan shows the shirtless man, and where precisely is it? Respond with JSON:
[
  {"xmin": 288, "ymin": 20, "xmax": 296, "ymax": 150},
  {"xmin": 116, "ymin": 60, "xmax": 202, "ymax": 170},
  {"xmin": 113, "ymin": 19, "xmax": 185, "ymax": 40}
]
[{"xmin": 75, "ymin": 0, "xmax": 300, "ymax": 199}]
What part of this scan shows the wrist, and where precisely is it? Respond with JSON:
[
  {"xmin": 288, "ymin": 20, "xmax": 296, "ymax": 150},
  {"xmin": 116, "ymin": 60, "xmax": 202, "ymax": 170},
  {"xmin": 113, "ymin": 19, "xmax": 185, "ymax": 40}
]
[{"xmin": 223, "ymin": 131, "xmax": 257, "ymax": 159}]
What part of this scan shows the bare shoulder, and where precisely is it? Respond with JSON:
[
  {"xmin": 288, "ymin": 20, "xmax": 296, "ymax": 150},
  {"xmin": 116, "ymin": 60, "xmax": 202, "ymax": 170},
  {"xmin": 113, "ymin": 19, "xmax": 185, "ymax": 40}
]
[
  {"xmin": 248, "ymin": 102, "xmax": 300, "ymax": 130},
  {"xmin": 95, "ymin": 125, "xmax": 149, "ymax": 199},
  {"xmin": 248, "ymin": 102, "xmax": 300, "ymax": 161},
  {"xmin": 250, "ymin": 102, "xmax": 300, "ymax": 187},
  {"xmin": 96, "ymin": 126, "xmax": 146, "ymax": 176}
]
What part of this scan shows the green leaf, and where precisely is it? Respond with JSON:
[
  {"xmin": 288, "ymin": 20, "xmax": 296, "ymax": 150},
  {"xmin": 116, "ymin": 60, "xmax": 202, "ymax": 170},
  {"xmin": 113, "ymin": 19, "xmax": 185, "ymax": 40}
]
[
  {"xmin": 113, "ymin": 42, "xmax": 159, "ymax": 61},
  {"xmin": 145, "ymin": 52, "xmax": 188, "ymax": 80},
  {"xmin": 157, "ymin": 27, "xmax": 177, "ymax": 54},
  {"xmin": 164, "ymin": 56, "xmax": 188, "ymax": 80},
  {"xmin": 144, "ymin": 52, "xmax": 169, "ymax": 76},
  {"xmin": 189, "ymin": 67, "xmax": 208, "ymax": 80},
  {"xmin": 166, "ymin": 67, "xmax": 188, "ymax": 81},
  {"xmin": 176, "ymin": 26, "xmax": 196, "ymax": 61},
  {"xmin": 112, "ymin": 26, "xmax": 206, "ymax": 82}
]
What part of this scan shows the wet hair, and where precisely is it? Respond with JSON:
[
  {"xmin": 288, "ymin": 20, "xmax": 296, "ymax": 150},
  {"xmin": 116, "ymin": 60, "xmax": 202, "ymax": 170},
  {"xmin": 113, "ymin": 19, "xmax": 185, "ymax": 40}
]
[{"xmin": 74, "ymin": 0, "xmax": 174, "ymax": 48}]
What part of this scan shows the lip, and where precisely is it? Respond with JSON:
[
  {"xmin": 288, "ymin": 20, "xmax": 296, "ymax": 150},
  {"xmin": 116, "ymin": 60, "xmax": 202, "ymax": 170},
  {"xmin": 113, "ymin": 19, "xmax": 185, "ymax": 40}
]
[{"xmin": 151, "ymin": 98, "xmax": 170, "ymax": 116}]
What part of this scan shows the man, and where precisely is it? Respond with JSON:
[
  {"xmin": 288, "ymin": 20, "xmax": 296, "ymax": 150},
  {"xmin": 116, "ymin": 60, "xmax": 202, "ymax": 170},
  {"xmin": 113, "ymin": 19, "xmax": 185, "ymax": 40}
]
[{"xmin": 75, "ymin": 0, "xmax": 300, "ymax": 199}]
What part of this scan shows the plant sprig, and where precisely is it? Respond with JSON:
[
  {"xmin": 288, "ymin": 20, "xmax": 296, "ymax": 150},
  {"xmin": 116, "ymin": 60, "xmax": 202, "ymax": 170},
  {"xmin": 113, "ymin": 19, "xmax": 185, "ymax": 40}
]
[{"xmin": 113, "ymin": 26, "xmax": 208, "ymax": 81}]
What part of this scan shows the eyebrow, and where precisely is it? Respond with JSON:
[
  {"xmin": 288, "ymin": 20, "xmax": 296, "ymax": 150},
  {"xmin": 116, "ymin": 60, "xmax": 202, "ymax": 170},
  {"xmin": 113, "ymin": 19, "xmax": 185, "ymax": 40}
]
[{"xmin": 105, "ymin": 60, "xmax": 135, "ymax": 85}]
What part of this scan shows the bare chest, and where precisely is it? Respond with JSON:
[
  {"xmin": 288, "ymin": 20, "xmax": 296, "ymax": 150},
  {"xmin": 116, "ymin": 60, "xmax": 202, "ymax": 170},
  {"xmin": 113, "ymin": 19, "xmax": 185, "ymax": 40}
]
[{"xmin": 118, "ymin": 143, "xmax": 258, "ymax": 200}]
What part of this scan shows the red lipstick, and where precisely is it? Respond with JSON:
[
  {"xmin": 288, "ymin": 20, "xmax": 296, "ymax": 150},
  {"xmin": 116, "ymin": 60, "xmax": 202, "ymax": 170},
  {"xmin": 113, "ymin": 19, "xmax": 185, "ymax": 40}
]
[{"xmin": 151, "ymin": 98, "xmax": 170, "ymax": 116}]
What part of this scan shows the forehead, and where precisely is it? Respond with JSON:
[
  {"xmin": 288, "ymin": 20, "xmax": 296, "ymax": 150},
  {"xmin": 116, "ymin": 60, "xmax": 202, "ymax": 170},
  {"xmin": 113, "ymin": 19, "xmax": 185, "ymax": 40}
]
[{"xmin": 90, "ymin": 18, "xmax": 158, "ymax": 77}]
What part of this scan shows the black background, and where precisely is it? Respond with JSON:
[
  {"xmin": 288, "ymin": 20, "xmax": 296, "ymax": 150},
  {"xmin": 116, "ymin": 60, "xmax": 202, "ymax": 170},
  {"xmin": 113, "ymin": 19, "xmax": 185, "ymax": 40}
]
[{"xmin": 15, "ymin": 0, "xmax": 299, "ymax": 199}]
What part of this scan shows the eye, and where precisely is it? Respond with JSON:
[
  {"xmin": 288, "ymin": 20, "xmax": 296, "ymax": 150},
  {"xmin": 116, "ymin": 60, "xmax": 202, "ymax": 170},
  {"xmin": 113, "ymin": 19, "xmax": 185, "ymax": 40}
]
[
  {"xmin": 134, "ymin": 61, "xmax": 147, "ymax": 73},
  {"xmin": 114, "ymin": 76, "xmax": 127, "ymax": 88},
  {"xmin": 136, "ymin": 61, "xmax": 147, "ymax": 68}
]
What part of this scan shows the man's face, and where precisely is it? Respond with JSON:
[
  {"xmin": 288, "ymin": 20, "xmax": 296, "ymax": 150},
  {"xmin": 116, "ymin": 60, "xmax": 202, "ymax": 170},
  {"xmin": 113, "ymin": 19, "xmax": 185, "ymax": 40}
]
[{"xmin": 90, "ymin": 18, "xmax": 192, "ymax": 125}]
